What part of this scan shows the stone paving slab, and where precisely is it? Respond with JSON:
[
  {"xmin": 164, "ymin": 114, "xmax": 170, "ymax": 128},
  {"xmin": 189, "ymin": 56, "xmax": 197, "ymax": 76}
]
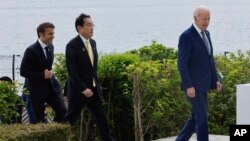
[{"xmin": 154, "ymin": 134, "xmax": 229, "ymax": 141}]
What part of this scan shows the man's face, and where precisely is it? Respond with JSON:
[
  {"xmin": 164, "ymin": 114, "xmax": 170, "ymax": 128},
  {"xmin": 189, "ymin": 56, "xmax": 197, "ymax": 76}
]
[
  {"xmin": 39, "ymin": 27, "xmax": 55, "ymax": 45},
  {"xmin": 194, "ymin": 10, "xmax": 210, "ymax": 30},
  {"xmin": 78, "ymin": 18, "xmax": 94, "ymax": 39}
]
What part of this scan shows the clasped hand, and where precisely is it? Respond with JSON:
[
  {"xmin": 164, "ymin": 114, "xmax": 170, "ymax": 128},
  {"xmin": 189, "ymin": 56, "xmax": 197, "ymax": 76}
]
[{"xmin": 44, "ymin": 69, "xmax": 53, "ymax": 79}]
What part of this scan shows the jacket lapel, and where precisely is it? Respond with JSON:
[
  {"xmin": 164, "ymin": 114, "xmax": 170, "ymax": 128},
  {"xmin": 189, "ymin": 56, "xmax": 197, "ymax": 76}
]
[
  {"xmin": 35, "ymin": 41, "xmax": 46, "ymax": 60},
  {"xmin": 34, "ymin": 41, "xmax": 54, "ymax": 70},
  {"xmin": 191, "ymin": 25, "xmax": 211, "ymax": 57},
  {"xmin": 204, "ymin": 30, "xmax": 213, "ymax": 55},
  {"xmin": 76, "ymin": 36, "xmax": 94, "ymax": 68},
  {"xmin": 34, "ymin": 41, "xmax": 48, "ymax": 68}
]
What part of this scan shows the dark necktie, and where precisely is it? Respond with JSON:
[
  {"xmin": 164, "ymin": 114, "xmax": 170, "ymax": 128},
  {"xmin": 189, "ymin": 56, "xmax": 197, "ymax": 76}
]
[
  {"xmin": 45, "ymin": 46, "xmax": 52, "ymax": 70},
  {"xmin": 201, "ymin": 30, "xmax": 211, "ymax": 55}
]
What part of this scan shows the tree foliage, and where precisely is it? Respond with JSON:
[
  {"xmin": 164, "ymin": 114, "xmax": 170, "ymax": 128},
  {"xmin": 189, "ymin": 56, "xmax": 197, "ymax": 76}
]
[
  {"xmin": 208, "ymin": 50, "xmax": 250, "ymax": 135},
  {"xmin": 52, "ymin": 41, "xmax": 248, "ymax": 140},
  {"xmin": 98, "ymin": 53, "xmax": 140, "ymax": 141}
]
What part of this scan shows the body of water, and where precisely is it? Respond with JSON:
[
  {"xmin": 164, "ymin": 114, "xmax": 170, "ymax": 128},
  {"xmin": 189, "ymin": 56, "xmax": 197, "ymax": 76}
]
[{"xmin": 1, "ymin": 0, "xmax": 250, "ymax": 55}]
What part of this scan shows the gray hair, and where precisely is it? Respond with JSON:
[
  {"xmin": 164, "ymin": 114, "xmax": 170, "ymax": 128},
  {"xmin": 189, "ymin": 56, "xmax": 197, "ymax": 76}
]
[{"xmin": 193, "ymin": 5, "xmax": 210, "ymax": 17}]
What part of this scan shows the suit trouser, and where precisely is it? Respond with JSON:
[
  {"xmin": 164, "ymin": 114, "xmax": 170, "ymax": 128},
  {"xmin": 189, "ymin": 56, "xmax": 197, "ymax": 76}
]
[
  {"xmin": 175, "ymin": 91, "xmax": 208, "ymax": 141},
  {"xmin": 29, "ymin": 85, "xmax": 66, "ymax": 123},
  {"xmin": 65, "ymin": 87, "xmax": 114, "ymax": 141},
  {"xmin": 22, "ymin": 95, "xmax": 35, "ymax": 124}
]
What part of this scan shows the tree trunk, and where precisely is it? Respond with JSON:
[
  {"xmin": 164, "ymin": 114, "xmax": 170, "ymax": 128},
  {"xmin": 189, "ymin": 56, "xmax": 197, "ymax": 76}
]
[{"xmin": 133, "ymin": 73, "xmax": 144, "ymax": 141}]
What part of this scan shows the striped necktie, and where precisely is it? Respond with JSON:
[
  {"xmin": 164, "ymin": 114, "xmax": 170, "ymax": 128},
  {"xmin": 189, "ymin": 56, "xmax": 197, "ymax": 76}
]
[{"xmin": 201, "ymin": 30, "xmax": 211, "ymax": 55}]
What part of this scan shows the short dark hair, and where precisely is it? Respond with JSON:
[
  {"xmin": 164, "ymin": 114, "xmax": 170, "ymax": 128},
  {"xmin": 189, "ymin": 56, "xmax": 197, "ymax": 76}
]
[
  {"xmin": 0, "ymin": 76, "xmax": 12, "ymax": 84},
  {"xmin": 36, "ymin": 22, "xmax": 55, "ymax": 38},
  {"xmin": 75, "ymin": 13, "xmax": 91, "ymax": 32}
]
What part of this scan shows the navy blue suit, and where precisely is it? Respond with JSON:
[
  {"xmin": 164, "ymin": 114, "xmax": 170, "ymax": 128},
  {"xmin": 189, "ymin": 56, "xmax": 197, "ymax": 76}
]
[
  {"xmin": 176, "ymin": 25, "xmax": 219, "ymax": 141},
  {"xmin": 20, "ymin": 41, "xmax": 66, "ymax": 123},
  {"xmin": 64, "ymin": 35, "xmax": 114, "ymax": 141}
]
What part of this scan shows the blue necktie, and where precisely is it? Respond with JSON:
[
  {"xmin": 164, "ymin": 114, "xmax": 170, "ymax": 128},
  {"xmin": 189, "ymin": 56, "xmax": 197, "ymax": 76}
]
[{"xmin": 201, "ymin": 30, "xmax": 211, "ymax": 55}]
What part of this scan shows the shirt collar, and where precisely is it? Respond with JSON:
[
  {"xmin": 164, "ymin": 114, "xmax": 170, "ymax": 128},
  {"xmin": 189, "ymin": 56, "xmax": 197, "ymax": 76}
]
[
  {"xmin": 193, "ymin": 23, "xmax": 203, "ymax": 36},
  {"xmin": 38, "ymin": 39, "xmax": 47, "ymax": 49},
  {"xmin": 79, "ymin": 34, "xmax": 89, "ymax": 44}
]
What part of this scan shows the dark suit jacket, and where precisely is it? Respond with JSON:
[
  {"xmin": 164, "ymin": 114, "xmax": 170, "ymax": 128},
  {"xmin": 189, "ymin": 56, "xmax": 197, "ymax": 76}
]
[
  {"xmin": 66, "ymin": 35, "xmax": 103, "ymax": 100},
  {"xmin": 20, "ymin": 41, "xmax": 61, "ymax": 99},
  {"xmin": 178, "ymin": 25, "xmax": 218, "ymax": 93}
]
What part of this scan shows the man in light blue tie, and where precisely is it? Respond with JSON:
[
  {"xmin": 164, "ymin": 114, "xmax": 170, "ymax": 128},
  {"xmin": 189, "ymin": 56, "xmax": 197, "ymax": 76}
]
[{"xmin": 176, "ymin": 5, "xmax": 222, "ymax": 141}]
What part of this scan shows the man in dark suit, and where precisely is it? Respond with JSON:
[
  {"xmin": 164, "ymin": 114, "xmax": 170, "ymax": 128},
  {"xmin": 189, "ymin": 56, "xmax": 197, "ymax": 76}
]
[
  {"xmin": 20, "ymin": 22, "xmax": 66, "ymax": 123},
  {"xmin": 176, "ymin": 6, "xmax": 222, "ymax": 141},
  {"xmin": 64, "ymin": 13, "xmax": 114, "ymax": 141}
]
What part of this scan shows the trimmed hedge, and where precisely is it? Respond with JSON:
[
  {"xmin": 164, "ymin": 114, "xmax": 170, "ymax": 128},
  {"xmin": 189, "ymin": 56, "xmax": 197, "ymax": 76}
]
[{"xmin": 0, "ymin": 123, "xmax": 71, "ymax": 141}]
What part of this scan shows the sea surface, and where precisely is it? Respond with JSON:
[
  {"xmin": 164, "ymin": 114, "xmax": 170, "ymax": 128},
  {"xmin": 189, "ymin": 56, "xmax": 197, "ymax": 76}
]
[{"xmin": 1, "ymin": 0, "xmax": 250, "ymax": 55}]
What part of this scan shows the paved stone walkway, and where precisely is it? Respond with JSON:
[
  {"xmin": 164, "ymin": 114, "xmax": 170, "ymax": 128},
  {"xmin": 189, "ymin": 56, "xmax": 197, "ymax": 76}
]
[{"xmin": 154, "ymin": 134, "xmax": 229, "ymax": 141}]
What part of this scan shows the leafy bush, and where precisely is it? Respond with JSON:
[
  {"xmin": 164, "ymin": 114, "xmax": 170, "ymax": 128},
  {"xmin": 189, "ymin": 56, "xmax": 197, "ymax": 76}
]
[
  {"xmin": 208, "ymin": 50, "xmax": 250, "ymax": 135},
  {"xmin": 53, "ymin": 53, "xmax": 67, "ymax": 89},
  {"xmin": 126, "ymin": 60, "xmax": 189, "ymax": 140},
  {"xmin": 128, "ymin": 40, "xmax": 177, "ymax": 61},
  {"xmin": 51, "ymin": 42, "xmax": 248, "ymax": 140},
  {"xmin": 98, "ymin": 53, "xmax": 140, "ymax": 141},
  {"xmin": 0, "ymin": 123, "xmax": 70, "ymax": 141},
  {"xmin": 0, "ymin": 81, "xmax": 22, "ymax": 124}
]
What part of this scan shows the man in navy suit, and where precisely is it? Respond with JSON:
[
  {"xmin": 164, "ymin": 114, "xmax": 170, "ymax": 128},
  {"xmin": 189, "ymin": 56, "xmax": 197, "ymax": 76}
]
[
  {"xmin": 64, "ymin": 13, "xmax": 114, "ymax": 141},
  {"xmin": 176, "ymin": 6, "xmax": 222, "ymax": 141},
  {"xmin": 20, "ymin": 22, "xmax": 66, "ymax": 123}
]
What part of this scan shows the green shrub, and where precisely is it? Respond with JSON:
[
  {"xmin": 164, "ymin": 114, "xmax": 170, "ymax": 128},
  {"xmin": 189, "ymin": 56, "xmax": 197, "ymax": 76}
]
[
  {"xmin": 126, "ymin": 60, "xmax": 189, "ymax": 140},
  {"xmin": 0, "ymin": 82, "xmax": 22, "ymax": 124},
  {"xmin": 98, "ymin": 53, "xmax": 140, "ymax": 141},
  {"xmin": 52, "ymin": 42, "xmax": 249, "ymax": 140},
  {"xmin": 128, "ymin": 40, "xmax": 177, "ymax": 61},
  {"xmin": 53, "ymin": 53, "xmax": 67, "ymax": 89},
  {"xmin": 208, "ymin": 50, "xmax": 250, "ymax": 135},
  {"xmin": 0, "ymin": 123, "xmax": 70, "ymax": 141}
]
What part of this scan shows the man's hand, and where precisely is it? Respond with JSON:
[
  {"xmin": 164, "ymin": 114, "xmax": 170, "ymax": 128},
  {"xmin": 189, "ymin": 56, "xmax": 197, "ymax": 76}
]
[
  {"xmin": 82, "ymin": 88, "xmax": 93, "ymax": 98},
  {"xmin": 186, "ymin": 87, "xmax": 196, "ymax": 98},
  {"xmin": 44, "ymin": 69, "xmax": 53, "ymax": 79},
  {"xmin": 216, "ymin": 81, "xmax": 222, "ymax": 92}
]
